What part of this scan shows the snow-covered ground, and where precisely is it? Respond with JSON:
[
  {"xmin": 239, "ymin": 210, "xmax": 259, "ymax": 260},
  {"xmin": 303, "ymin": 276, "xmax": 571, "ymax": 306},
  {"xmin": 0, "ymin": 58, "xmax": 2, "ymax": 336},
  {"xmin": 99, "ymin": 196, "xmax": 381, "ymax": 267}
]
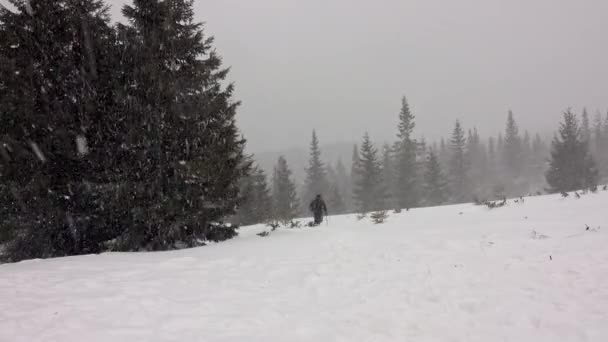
[{"xmin": 1, "ymin": 191, "xmax": 608, "ymax": 342}]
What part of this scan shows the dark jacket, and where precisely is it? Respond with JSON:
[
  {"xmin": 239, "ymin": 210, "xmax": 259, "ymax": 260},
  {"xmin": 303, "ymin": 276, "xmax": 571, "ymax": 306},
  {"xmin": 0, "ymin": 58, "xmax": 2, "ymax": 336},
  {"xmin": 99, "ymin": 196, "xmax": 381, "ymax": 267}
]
[{"xmin": 309, "ymin": 197, "xmax": 327, "ymax": 215}]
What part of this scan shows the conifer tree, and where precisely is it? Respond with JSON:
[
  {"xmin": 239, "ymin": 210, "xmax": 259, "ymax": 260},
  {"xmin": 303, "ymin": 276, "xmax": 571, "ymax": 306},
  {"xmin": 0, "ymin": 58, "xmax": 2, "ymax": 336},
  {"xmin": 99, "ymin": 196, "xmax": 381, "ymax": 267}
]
[
  {"xmin": 334, "ymin": 159, "xmax": 351, "ymax": 211},
  {"xmin": 503, "ymin": 110, "xmax": 523, "ymax": 179},
  {"xmin": 592, "ymin": 112, "xmax": 607, "ymax": 180},
  {"xmin": 438, "ymin": 138, "xmax": 450, "ymax": 169},
  {"xmin": 521, "ymin": 130, "xmax": 533, "ymax": 180},
  {"xmin": 602, "ymin": 112, "xmax": 608, "ymax": 179},
  {"xmin": 424, "ymin": 150, "xmax": 449, "ymax": 206},
  {"xmin": 394, "ymin": 96, "xmax": 419, "ymax": 209},
  {"xmin": 327, "ymin": 185, "xmax": 346, "ymax": 215},
  {"xmin": 353, "ymin": 133, "xmax": 385, "ymax": 213},
  {"xmin": 236, "ymin": 166, "xmax": 272, "ymax": 226},
  {"xmin": 448, "ymin": 120, "xmax": 469, "ymax": 202},
  {"xmin": 0, "ymin": 0, "xmax": 125, "ymax": 260},
  {"xmin": 326, "ymin": 163, "xmax": 337, "ymax": 187},
  {"xmin": 530, "ymin": 133, "xmax": 549, "ymax": 185},
  {"xmin": 532, "ymin": 133, "xmax": 547, "ymax": 160},
  {"xmin": 303, "ymin": 130, "xmax": 328, "ymax": 208},
  {"xmin": 116, "ymin": 0, "xmax": 248, "ymax": 249},
  {"xmin": 325, "ymin": 162, "xmax": 346, "ymax": 215},
  {"xmin": 582, "ymin": 108, "xmax": 591, "ymax": 144},
  {"xmin": 497, "ymin": 133, "xmax": 504, "ymax": 162},
  {"xmin": 272, "ymin": 156, "xmax": 300, "ymax": 223},
  {"xmin": 381, "ymin": 143, "xmax": 395, "ymax": 208},
  {"xmin": 487, "ymin": 137, "xmax": 497, "ymax": 173},
  {"xmin": 466, "ymin": 128, "xmax": 488, "ymax": 196},
  {"xmin": 486, "ymin": 137, "xmax": 501, "ymax": 198},
  {"xmin": 592, "ymin": 112, "xmax": 603, "ymax": 157},
  {"xmin": 523, "ymin": 131, "xmax": 532, "ymax": 160},
  {"xmin": 350, "ymin": 144, "xmax": 361, "ymax": 210},
  {"xmin": 546, "ymin": 109, "xmax": 598, "ymax": 192}
]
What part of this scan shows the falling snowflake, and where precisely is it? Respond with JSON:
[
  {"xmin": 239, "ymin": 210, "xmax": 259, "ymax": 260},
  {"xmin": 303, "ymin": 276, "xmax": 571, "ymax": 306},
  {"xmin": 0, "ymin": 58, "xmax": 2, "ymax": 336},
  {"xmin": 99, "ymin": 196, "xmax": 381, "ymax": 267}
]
[
  {"xmin": 76, "ymin": 135, "xmax": 89, "ymax": 156},
  {"xmin": 29, "ymin": 141, "xmax": 45, "ymax": 162},
  {"xmin": 24, "ymin": 0, "xmax": 33, "ymax": 16}
]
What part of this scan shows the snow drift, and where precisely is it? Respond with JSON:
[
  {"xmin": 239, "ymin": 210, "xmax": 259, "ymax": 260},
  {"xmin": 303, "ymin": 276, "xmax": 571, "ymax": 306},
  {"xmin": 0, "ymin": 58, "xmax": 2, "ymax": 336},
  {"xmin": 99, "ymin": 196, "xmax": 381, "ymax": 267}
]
[{"xmin": 1, "ymin": 191, "xmax": 608, "ymax": 341}]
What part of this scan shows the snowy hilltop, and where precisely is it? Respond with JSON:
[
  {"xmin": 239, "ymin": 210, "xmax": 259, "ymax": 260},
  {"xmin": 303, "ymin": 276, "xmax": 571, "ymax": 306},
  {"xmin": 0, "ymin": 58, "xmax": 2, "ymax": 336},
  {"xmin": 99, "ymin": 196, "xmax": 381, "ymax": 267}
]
[{"xmin": 1, "ymin": 190, "xmax": 608, "ymax": 342}]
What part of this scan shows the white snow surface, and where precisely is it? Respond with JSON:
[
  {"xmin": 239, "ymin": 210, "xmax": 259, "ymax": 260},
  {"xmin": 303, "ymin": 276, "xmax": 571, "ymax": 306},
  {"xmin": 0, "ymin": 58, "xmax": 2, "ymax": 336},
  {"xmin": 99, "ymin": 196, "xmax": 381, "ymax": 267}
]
[{"xmin": 2, "ymin": 192, "xmax": 608, "ymax": 342}]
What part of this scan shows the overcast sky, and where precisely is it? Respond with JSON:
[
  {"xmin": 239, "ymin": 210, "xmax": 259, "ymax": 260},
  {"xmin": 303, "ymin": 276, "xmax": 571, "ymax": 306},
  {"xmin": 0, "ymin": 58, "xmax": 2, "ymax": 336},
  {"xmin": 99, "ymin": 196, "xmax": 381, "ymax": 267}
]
[{"xmin": 4, "ymin": 0, "xmax": 607, "ymax": 153}]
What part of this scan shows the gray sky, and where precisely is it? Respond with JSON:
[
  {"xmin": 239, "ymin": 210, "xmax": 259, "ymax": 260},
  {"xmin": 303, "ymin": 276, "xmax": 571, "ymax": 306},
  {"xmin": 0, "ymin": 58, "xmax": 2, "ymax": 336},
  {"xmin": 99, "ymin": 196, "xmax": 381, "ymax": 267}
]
[{"xmin": 5, "ymin": 0, "xmax": 608, "ymax": 153}]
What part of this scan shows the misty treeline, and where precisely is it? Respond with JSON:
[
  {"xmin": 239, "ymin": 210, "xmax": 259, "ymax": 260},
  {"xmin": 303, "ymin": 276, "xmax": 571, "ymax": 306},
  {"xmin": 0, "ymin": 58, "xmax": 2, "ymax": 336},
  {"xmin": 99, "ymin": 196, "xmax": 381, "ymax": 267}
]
[
  {"xmin": 236, "ymin": 98, "xmax": 607, "ymax": 225},
  {"xmin": 0, "ymin": 0, "xmax": 248, "ymax": 261}
]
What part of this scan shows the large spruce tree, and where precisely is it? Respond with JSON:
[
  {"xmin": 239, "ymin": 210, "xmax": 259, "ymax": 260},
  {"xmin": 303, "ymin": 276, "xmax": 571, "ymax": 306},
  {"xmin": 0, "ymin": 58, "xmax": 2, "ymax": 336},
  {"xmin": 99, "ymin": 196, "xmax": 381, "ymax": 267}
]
[
  {"xmin": 546, "ymin": 109, "xmax": 598, "ymax": 193},
  {"xmin": 0, "ymin": 0, "xmax": 123, "ymax": 260},
  {"xmin": 116, "ymin": 0, "xmax": 248, "ymax": 249}
]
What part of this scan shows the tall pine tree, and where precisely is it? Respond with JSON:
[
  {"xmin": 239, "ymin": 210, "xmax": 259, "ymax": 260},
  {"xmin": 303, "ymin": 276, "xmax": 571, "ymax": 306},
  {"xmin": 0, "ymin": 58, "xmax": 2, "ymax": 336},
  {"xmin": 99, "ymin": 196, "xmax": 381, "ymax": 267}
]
[
  {"xmin": 272, "ymin": 156, "xmax": 300, "ymax": 224},
  {"xmin": 353, "ymin": 133, "xmax": 385, "ymax": 213},
  {"xmin": 503, "ymin": 110, "xmax": 523, "ymax": 179},
  {"xmin": 581, "ymin": 108, "xmax": 591, "ymax": 144},
  {"xmin": 546, "ymin": 109, "xmax": 598, "ymax": 193},
  {"xmin": 448, "ymin": 120, "xmax": 469, "ymax": 202},
  {"xmin": 394, "ymin": 96, "xmax": 419, "ymax": 209},
  {"xmin": 334, "ymin": 159, "xmax": 351, "ymax": 212},
  {"xmin": 327, "ymin": 185, "xmax": 346, "ymax": 215},
  {"xmin": 592, "ymin": 111, "xmax": 608, "ymax": 180},
  {"xmin": 381, "ymin": 143, "xmax": 395, "ymax": 209},
  {"xmin": 303, "ymin": 130, "xmax": 328, "ymax": 209},
  {"xmin": 235, "ymin": 165, "xmax": 272, "ymax": 226},
  {"xmin": 466, "ymin": 128, "xmax": 488, "ymax": 196}
]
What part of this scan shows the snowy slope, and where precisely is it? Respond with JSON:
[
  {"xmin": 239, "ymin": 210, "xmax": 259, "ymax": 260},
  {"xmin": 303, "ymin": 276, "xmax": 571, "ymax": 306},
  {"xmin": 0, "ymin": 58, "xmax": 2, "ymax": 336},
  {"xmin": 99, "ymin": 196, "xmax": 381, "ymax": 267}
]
[{"xmin": 1, "ymin": 191, "xmax": 608, "ymax": 342}]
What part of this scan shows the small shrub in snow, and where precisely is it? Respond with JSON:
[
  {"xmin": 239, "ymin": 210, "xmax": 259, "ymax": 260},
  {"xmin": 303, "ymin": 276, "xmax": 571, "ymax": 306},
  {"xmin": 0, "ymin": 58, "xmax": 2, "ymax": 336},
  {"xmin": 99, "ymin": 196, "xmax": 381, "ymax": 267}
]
[
  {"xmin": 206, "ymin": 223, "xmax": 239, "ymax": 243},
  {"xmin": 288, "ymin": 220, "xmax": 302, "ymax": 229},
  {"xmin": 370, "ymin": 211, "xmax": 388, "ymax": 224},
  {"xmin": 485, "ymin": 198, "xmax": 507, "ymax": 209},
  {"xmin": 257, "ymin": 231, "xmax": 270, "ymax": 237},
  {"xmin": 266, "ymin": 222, "xmax": 280, "ymax": 231}
]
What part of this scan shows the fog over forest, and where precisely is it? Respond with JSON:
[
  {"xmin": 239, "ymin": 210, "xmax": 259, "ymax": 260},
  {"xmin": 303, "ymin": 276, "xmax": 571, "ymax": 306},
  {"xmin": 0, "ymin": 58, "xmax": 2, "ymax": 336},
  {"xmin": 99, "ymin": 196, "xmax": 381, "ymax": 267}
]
[{"xmin": 92, "ymin": 0, "xmax": 608, "ymax": 154}]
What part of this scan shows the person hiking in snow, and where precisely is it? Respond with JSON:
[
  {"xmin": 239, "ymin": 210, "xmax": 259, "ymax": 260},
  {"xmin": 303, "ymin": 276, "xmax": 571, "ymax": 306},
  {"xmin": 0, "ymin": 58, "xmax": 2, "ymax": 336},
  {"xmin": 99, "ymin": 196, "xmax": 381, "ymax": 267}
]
[{"xmin": 309, "ymin": 194, "xmax": 328, "ymax": 226}]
